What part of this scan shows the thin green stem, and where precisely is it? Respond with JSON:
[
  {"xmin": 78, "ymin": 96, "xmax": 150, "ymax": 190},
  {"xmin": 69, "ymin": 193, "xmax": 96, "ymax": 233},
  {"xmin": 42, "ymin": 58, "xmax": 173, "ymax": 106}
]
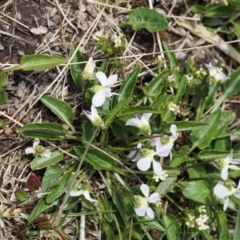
[{"xmin": 52, "ymin": 127, "xmax": 100, "ymax": 227}]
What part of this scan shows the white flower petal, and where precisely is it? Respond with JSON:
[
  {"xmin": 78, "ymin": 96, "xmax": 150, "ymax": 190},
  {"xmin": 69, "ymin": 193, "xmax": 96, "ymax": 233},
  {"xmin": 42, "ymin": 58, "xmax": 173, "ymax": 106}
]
[
  {"xmin": 140, "ymin": 184, "xmax": 150, "ymax": 198},
  {"xmin": 146, "ymin": 206, "xmax": 154, "ymax": 219},
  {"xmin": 83, "ymin": 191, "xmax": 97, "ymax": 202},
  {"xmin": 126, "ymin": 118, "xmax": 142, "ymax": 128},
  {"xmin": 91, "ymin": 105, "xmax": 99, "ymax": 117},
  {"xmin": 103, "ymin": 87, "xmax": 112, "ymax": 97},
  {"xmin": 231, "ymin": 159, "xmax": 240, "ymax": 164},
  {"xmin": 92, "ymin": 90, "xmax": 106, "ymax": 107},
  {"xmin": 170, "ymin": 124, "xmax": 177, "ymax": 136},
  {"xmin": 157, "ymin": 144, "xmax": 172, "ymax": 157},
  {"xmin": 148, "ymin": 193, "xmax": 160, "ymax": 203},
  {"xmin": 25, "ymin": 147, "xmax": 35, "ymax": 155},
  {"xmin": 216, "ymin": 72, "xmax": 228, "ymax": 83},
  {"xmin": 152, "ymin": 160, "xmax": 162, "ymax": 175},
  {"xmin": 214, "ymin": 184, "xmax": 231, "ymax": 199},
  {"xmin": 234, "ymin": 191, "xmax": 240, "ymax": 198},
  {"xmin": 221, "ymin": 166, "xmax": 229, "ymax": 180},
  {"xmin": 33, "ymin": 139, "xmax": 40, "ymax": 148},
  {"xmin": 130, "ymin": 152, "xmax": 142, "ymax": 162},
  {"xmin": 82, "ymin": 110, "xmax": 93, "ymax": 121},
  {"xmin": 223, "ymin": 197, "xmax": 229, "ymax": 211},
  {"xmin": 96, "ymin": 72, "xmax": 108, "ymax": 86},
  {"xmin": 135, "ymin": 206, "xmax": 147, "ymax": 217},
  {"xmin": 41, "ymin": 149, "xmax": 51, "ymax": 158},
  {"xmin": 142, "ymin": 113, "xmax": 152, "ymax": 122},
  {"xmin": 69, "ymin": 190, "xmax": 81, "ymax": 196},
  {"xmin": 205, "ymin": 63, "xmax": 216, "ymax": 76},
  {"xmin": 150, "ymin": 135, "xmax": 159, "ymax": 146},
  {"xmin": 228, "ymin": 165, "xmax": 240, "ymax": 170},
  {"xmin": 137, "ymin": 157, "xmax": 152, "ymax": 171},
  {"xmin": 107, "ymin": 74, "xmax": 118, "ymax": 86}
]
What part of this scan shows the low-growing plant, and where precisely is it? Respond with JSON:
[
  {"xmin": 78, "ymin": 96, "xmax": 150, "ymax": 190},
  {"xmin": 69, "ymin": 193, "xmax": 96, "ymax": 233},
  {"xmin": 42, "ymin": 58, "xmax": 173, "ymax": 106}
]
[{"xmin": 1, "ymin": 5, "xmax": 240, "ymax": 240}]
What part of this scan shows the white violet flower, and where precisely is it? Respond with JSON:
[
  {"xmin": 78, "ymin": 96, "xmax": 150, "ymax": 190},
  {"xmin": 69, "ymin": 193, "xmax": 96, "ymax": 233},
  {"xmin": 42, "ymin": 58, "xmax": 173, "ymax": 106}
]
[
  {"xmin": 205, "ymin": 63, "xmax": 228, "ymax": 84},
  {"xmin": 129, "ymin": 143, "xmax": 162, "ymax": 174},
  {"xmin": 25, "ymin": 139, "xmax": 51, "ymax": 158},
  {"xmin": 83, "ymin": 105, "xmax": 104, "ymax": 128},
  {"xmin": 214, "ymin": 181, "xmax": 240, "ymax": 211},
  {"xmin": 82, "ymin": 57, "xmax": 95, "ymax": 80},
  {"xmin": 91, "ymin": 72, "xmax": 119, "ymax": 107},
  {"xmin": 134, "ymin": 184, "xmax": 160, "ymax": 219},
  {"xmin": 70, "ymin": 184, "xmax": 97, "ymax": 203},
  {"xmin": 151, "ymin": 124, "xmax": 178, "ymax": 159},
  {"xmin": 126, "ymin": 113, "xmax": 152, "ymax": 135},
  {"xmin": 218, "ymin": 149, "xmax": 240, "ymax": 180}
]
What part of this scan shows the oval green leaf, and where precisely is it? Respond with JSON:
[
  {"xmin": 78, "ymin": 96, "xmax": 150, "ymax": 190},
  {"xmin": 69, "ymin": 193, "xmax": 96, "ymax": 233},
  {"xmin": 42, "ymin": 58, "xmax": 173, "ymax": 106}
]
[
  {"xmin": 0, "ymin": 72, "xmax": 7, "ymax": 87},
  {"xmin": 15, "ymin": 189, "xmax": 29, "ymax": 202},
  {"xmin": 18, "ymin": 122, "xmax": 66, "ymax": 140},
  {"xmin": 17, "ymin": 55, "xmax": 66, "ymax": 71},
  {"xmin": 41, "ymin": 96, "xmax": 74, "ymax": 130},
  {"xmin": 118, "ymin": 65, "xmax": 140, "ymax": 102},
  {"xmin": 0, "ymin": 89, "xmax": 7, "ymax": 107},
  {"xmin": 46, "ymin": 172, "xmax": 72, "ymax": 203},
  {"xmin": 69, "ymin": 44, "xmax": 85, "ymax": 88},
  {"xmin": 31, "ymin": 150, "xmax": 64, "ymax": 170},
  {"xmin": 121, "ymin": 7, "xmax": 168, "ymax": 33},
  {"xmin": 163, "ymin": 121, "xmax": 210, "ymax": 132},
  {"xmin": 143, "ymin": 69, "xmax": 170, "ymax": 97}
]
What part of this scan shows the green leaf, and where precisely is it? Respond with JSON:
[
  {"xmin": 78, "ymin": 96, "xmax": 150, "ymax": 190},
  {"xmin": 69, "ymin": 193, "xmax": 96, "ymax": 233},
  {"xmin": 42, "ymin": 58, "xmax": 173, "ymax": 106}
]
[
  {"xmin": 6, "ymin": 55, "xmax": 66, "ymax": 72},
  {"xmin": 233, "ymin": 22, "xmax": 240, "ymax": 41},
  {"xmin": 81, "ymin": 120, "xmax": 99, "ymax": 146},
  {"xmin": 198, "ymin": 150, "xmax": 231, "ymax": 160},
  {"xmin": 18, "ymin": 123, "xmax": 66, "ymax": 140},
  {"xmin": 28, "ymin": 196, "xmax": 58, "ymax": 222},
  {"xmin": 121, "ymin": 7, "xmax": 168, "ymax": 33},
  {"xmin": 46, "ymin": 172, "xmax": 72, "ymax": 203},
  {"xmin": 41, "ymin": 165, "xmax": 62, "ymax": 192},
  {"xmin": 120, "ymin": 106, "xmax": 161, "ymax": 116},
  {"xmin": 190, "ymin": 5, "xmax": 206, "ymax": 14},
  {"xmin": 156, "ymin": 177, "xmax": 177, "ymax": 195},
  {"xmin": 105, "ymin": 97, "xmax": 132, "ymax": 127},
  {"xmin": 41, "ymin": 96, "xmax": 74, "ymax": 130},
  {"xmin": 214, "ymin": 111, "xmax": 235, "ymax": 138},
  {"xmin": 15, "ymin": 189, "xmax": 29, "ymax": 202},
  {"xmin": 0, "ymin": 72, "xmax": 7, "ymax": 87},
  {"xmin": 233, "ymin": 207, "xmax": 240, "ymax": 240},
  {"xmin": 143, "ymin": 69, "xmax": 170, "ymax": 97},
  {"xmin": 31, "ymin": 150, "xmax": 64, "ymax": 170},
  {"xmin": 213, "ymin": 67, "xmax": 240, "ymax": 111},
  {"xmin": 162, "ymin": 41, "xmax": 183, "ymax": 88},
  {"xmin": 204, "ymin": 4, "xmax": 234, "ymax": 18},
  {"xmin": 190, "ymin": 109, "xmax": 221, "ymax": 150},
  {"xmin": 215, "ymin": 210, "xmax": 230, "ymax": 239},
  {"xmin": 0, "ymin": 89, "xmax": 7, "ymax": 107},
  {"xmin": 163, "ymin": 121, "xmax": 210, "ymax": 132},
  {"xmin": 69, "ymin": 44, "xmax": 85, "ymax": 88},
  {"xmin": 163, "ymin": 214, "xmax": 180, "ymax": 240},
  {"xmin": 182, "ymin": 180, "xmax": 218, "ymax": 205},
  {"xmin": 228, "ymin": 0, "xmax": 240, "ymax": 10},
  {"xmin": 74, "ymin": 147, "xmax": 126, "ymax": 175},
  {"xmin": 118, "ymin": 65, "xmax": 140, "ymax": 102}
]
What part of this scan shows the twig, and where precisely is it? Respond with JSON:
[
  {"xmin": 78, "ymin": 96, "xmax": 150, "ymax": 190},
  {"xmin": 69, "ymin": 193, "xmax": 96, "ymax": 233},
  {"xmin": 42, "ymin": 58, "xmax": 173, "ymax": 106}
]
[
  {"xmin": 0, "ymin": 30, "xmax": 36, "ymax": 45},
  {"xmin": 80, "ymin": 206, "xmax": 85, "ymax": 240}
]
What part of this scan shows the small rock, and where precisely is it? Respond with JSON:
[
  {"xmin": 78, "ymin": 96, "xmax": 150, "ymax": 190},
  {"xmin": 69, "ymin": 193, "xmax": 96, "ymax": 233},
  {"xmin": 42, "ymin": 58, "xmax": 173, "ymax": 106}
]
[{"xmin": 30, "ymin": 26, "xmax": 48, "ymax": 35}]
